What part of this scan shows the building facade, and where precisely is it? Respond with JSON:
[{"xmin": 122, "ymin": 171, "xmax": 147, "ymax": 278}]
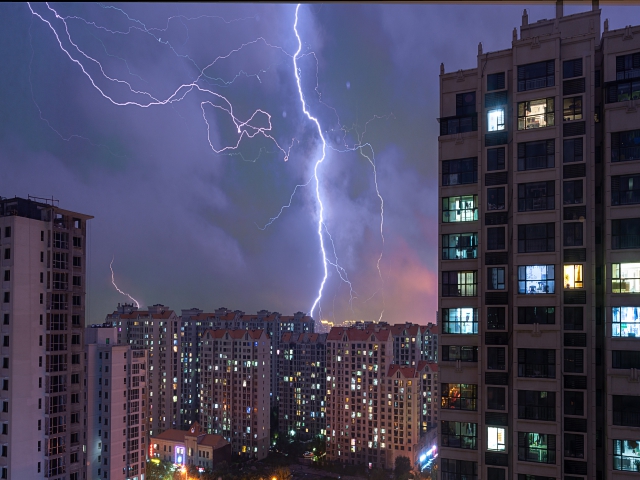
[
  {"xmin": 199, "ymin": 329, "xmax": 270, "ymax": 460},
  {"xmin": 86, "ymin": 326, "xmax": 149, "ymax": 480},
  {"xmin": 438, "ymin": 3, "xmax": 640, "ymax": 479},
  {"xmin": 0, "ymin": 197, "xmax": 91, "ymax": 480},
  {"xmin": 106, "ymin": 304, "xmax": 180, "ymax": 436},
  {"xmin": 278, "ymin": 332, "xmax": 327, "ymax": 440},
  {"xmin": 325, "ymin": 326, "xmax": 434, "ymax": 469}
]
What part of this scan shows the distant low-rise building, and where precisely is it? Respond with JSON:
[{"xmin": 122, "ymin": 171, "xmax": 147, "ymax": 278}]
[{"xmin": 151, "ymin": 422, "xmax": 230, "ymax": 469}]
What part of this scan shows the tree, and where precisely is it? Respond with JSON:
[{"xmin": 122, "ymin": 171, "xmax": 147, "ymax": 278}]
[{"xmin": 394, "ymin": 456, "xmax": 412, "ymax": 480}]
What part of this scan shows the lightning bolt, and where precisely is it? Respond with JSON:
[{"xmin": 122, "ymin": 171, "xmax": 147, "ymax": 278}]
[
  {"xmin": 109, "ymin": 256, "xmax": 140, "ymax": 308},
  {"xmin": 292, "ymin": 4, "xmax": 328, "ymax": 319}
]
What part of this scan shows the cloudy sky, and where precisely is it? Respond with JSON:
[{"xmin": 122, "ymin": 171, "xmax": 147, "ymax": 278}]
[{"xmin": 1, "ymin": 2, "xmax": 638, "ymax": 326}]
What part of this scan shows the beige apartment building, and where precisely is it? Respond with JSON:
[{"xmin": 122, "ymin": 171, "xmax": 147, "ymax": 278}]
[
  {"xmin": 86, "ymin": 326, "xmax": 149, "ymax": 480},
  {"xmin": 438, "ymin": 2, "xmax": 640, "ymax": 479},
  {"xmin": 106, "ymin": 304, "xmax": 181, "ymax": 437},
  {"xmin": 0, "ymin": 197, "xmax": 90, "ymax": 480},
  {"xmin": 325, "ymin": 326, "xmax": 435, "ymax": 470},
  {"xmin": 199, "ymin": 329, "xmax": 270, "ymax": 460}
]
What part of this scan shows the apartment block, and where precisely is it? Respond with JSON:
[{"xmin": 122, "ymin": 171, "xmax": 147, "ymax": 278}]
[
  {"xmin": 199, "ymin": 329, "xmax": 270, "ymax": 460},
  {"xmin": 325, "ymin": 326, "xmax": 434, "ymax": 469},
  {"xmin": 179, "ymin": 308, "xmax": 313, "ymax": 428},
  {"xmin": 278, "ymin": 332, "xmax": 327, "ymax": 440},
  {"xmin": 437, "ymin": 3, "xmax": 640, "ymax": 479},
  {"xmin": 0, "ymin": 196, "xmax": 90, "ymax": 480},
  {"xmin": 421, "ymin": 323, "xmax": 439, "ymax": 363},
  {"xmin": 86, "ymin": 326, "xmax": 148, "ymax": 480},
  {"xmin": 106, "ymin": 304, "xmax": 180, "ymax": 436}
]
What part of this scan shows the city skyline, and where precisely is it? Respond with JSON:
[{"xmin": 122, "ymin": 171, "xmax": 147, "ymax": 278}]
[{"xmin": 2, "ymin": 3, "xmax": 639, "ymax": 326}]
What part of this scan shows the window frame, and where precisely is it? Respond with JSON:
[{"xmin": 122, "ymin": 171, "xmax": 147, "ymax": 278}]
[
  {"xmin": 517, "ymin": 60, "xmax": 555, "ymax": 92},
  {"xmin": 487, "ymin": 147, "xmax": 505, "ymax": 171},
  {"xmin": 562, "ymin": 96, "xmax": 583, "ymax": 121},
  {"xmin": 517, "ymin": 139, "xmax": 555, "ymax": 171},
  {"xmin": 442, "ymin": 271, "xmax": 477, "ymax": 297},
  {"xmin": 517, "ymin": 265, "xmax": 555, "ymax": 294},
  {"xmin": 612, "ymin": 263, "xmax": 640, "ymax": 293},
  {"xmin": 442, "ymin": 157, "xmax": 478, "ymax": 186},
  {"xmin": 487, "ymin": 267, "xmax": 506, "ymax": 290},
  {"xmin": 487, "ymin": 187, "xmax": 505, "ymax": 211},
  {"xmin": 517, "ymin": 432, "xmax": 556, "ymax": 464},
  {"xmin": 563, "ymin": 137, "xmax": 584, "ymax": 164},
  {"xmin": 442, "ymin": 195, "xmax": 479, "ymax": 223},
  {"xmin": 612, "ymin": 306, "xmax": 640, "ymax": 338},
  {"xmin": 518, "ymin": 223, "xmax": 555, "ymax": 253},
  {"xmin": 442, "ymin": 308, "xmax": 478, "ymax": 335},
  {"xmin": 441, "ymin": 383, "xmax": 478, "ymax": 411},
  {"xmin": 563, "ymin": 179, "xmax": 583, "ymax": 204},
  {"xmin": 517, "ymin": 348, "xmax": 556, "ymax": 379},
  {"xmin": 517, "ymin": 181, "xmax": 555, "ymax": 212},
  {"xmin": 517, "ymin": 97, "xmax": 555, "ymax": 130},
  {"xmin": 441, "ymin": 232, "xmax": 478, "ymax": 260},
  {"xmin": 612, "ymin": 174, "xmax": 640, "ymax": 206},
  {"xmin": 518, "ymin": 390, "xmax": 556, "ymax": 421},
  {"xmin": 517, "ymin": 306, "xmax": 555, "ymax": 325}
]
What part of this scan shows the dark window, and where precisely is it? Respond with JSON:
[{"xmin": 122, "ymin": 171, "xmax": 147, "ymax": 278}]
[
  {"xmin": 486, "ymin": 227, "xmax": 505, "ymax": 251},
  {"xmin": 518, "ymin": 432, "xmax": 556, "ymax": 464},
  {"xmin": 612, "ymin": 350, "xmax": 640, "ymax": 369},
  {"xmin": 72, "ymin": 295, "xmax": 81, "ymax": 307},
  {"xmin": 71, "ymin": 374, "xmax": 79, "ymax": 384},
  {"xmin": 518, "ymin": 349, "xmax": 555, "ymax": 378},
  {"xmin": 612, "ymin": 218, "xmax": 640, "ymax": 249},
  {"xmin": 518, "ymin": 181, "xmax": 555, "ymax": 212},
  {"xmin": 440, "ymin": 459, "xmax": 477, "ymax": 480},
  {"xmin": 1, "ymin": 293, "xmax": 7, "ymax": 304},
  {"xmin": 487, "ymin": 308, "xmax": 505, "ymax": 330},
  {"xmin": 3, "ymin": 228, "xmax": 10, "ymax": 238},
  {"xmin": 563, "ymin": 180, "xmax": 583, "ymax": 204},
  {"xmin": 565, "ymin": 433, "xmax": 584, "ymax": 459},
  {"xmin": 487, "ymin": 147, "xmax": 505, "ymax": 171},
  {"xmin": 564, "ymin": 223, "xmax": 583, "ymax": 247},
  {"xmin": 487, "ymin": 387, "xmax": 505, "ymax": 410},
  {"xmin": 563, "ymin": 137, "xmax": 584, "ymax": 163},
  {"xmin": 606, "ymin": 79, "xmax": 640, "ymax": 103},
  {"xmin": 3, "ymin": 249, "xmax": 9, "ymax": 260},
  {"xmin": 487, "ymin": 468, "xmax": 505, "ymax": 480},
  {"xmin": 518, "ymin": 390, "xmax": 556, "ymax": 421},
  {"xmin": 564, "ymin": 307, "xmax": 583, "ymax": 330},
  {"xmin": 518, "ymin": 223, "xmax": 554, "ymax": 253},
  {"xmin": 518, "ymin": 139, "xmax": 554, "ymax": 171},
  {"xmin": 2, "ymin": 315, "xmax": 6, "ymax": 326},
  {"xmin": 72, "ymin": 276, "xmax": 81, "ymax": 287},
  {"xmin": 613, "ymin": 395, "xmax": 640, "ymax": 427},
  {"xmin": 442, "ymin": 233, "xmax": 478, "ymax": 260},
  {"xmin": 442, "ymin": 346, "xmax": 478, "ymax": 362},
  {"xmin": 487, "ymin": 72, "xmax": 505, "ymax": 91},
  {"xmin": 612, "ymin": 174, "xmax": 640, "ymax": 205},
  {"xmin": 563, "ymin": 58, "xmax": 583, "ymax": 79},
  {"xmin": 565, "ymin": 391, "xmax": 584, "ymax": 416},
  {"xmin": 441, "ymin": 384, "xmax": 478, "ymax": 411},
  {"xmin": 72, "ymin": 257, "xmax": 81, "ymax": 268},
  {"xmin": 440, "ymin": 115, "xmax": 478, "ymax": 136},
  {"xmin": 442, "ymin": 271, "xmax": 477, "ymax": 297},
  {"xmin": 72, "ymin": 315, "xmax": 80, "ymax": 326},
  {"xmin": 518, "ymin": 307, "xmax": 555, "ymax": 324},
  {"xmin": 517, "ymin": 98, "xmax": 555, "ymax": 130},
  {"xmin": 487, "ymin": 347, "xmax": 505, "ymax": 370},
  {"xmin": 487, "ymin": 268, "xmax": 505, "ymax": 290},
  {"xmin": 457, "ymin": 92, "xmax": 476, "ymax": 116},
  {"xmin": 616, "ymin": 52, "xmax": 640, "ymax": 80},
  {"xmin": 72, "ymin": 237, "xmax": 81, "ymax": 248},
  {"xmin": 441, "ymin": 421, "xmax": 477, "ymax": 450},
  {"xmin": 563, "ymin": 97, "xmax": 583, "ymax": 121},
  {"xmin": 518, "ymin": 60, "xmax": 555, "ymax": 91},
  {"xmin": 612, "ymin": 129, "xmax": 640, "ymax": 163},
  {"xmin": 3, "ymin": 271, "xmax": 8, "ymax": 282},
  {"xmin": 564, "ymin": 349, "xmax": 584, "ymax": 373},
  {"xmin": 442, "ymin": 157, "xmax": 478, "ymax": 186},
  {"xmin": 487, "ymin": 187, "xmax": 505, "ymax": 211}
]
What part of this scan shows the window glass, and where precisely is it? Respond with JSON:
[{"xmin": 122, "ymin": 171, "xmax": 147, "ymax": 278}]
[
  {"xmin": 563, "ymin": 58, "xmax": 583, "ymax": 79},
  {"xmin": 613, "ymin": 439, "xmax": 640, "ymax": 471},
  {"xmin": 487, "ymin": 147, "xmax": 505, "ymax": 171},
  {"xmin": 517, "ymin": 98, "xmax": 555, "ymax": 130},
  {"xmin": 456, "ymin": 92, "xmax": 476, "ymax": 116},
  {"xmin": 518, "ymin": 390, "xmax": 555, "ymax": 421},
  {"xmin": 442, "ymin": 196, "xmax": 478, "ymax": 223},
  {"xmin": 518, "ymin": 265, "xmax": 555, "ymax": 294},
  {"xmin": 442, "ymin": 346, "xmax": 478, "ymax": 362},
  {"xmin": 518, "ymin": 223, "xmax": 554, "ymax": 253},
  {"xmin": 517, "ymin": 181, "xmax": 555, "ymax": 212},
  {"xmin": 563, "ymin": 137, "xmax": 583, "ymax": 163},
  {"xmin": 487, "ymin": 387, "xmax": 505, "ymax": 410},
  {"xmin": 441, "ymin": 384, "xmax": 478, "ymax": 411},
  {"xmin": 518, "ymin": 139, "xmax": 554, "ymax": 171},
  {"xmin": 487, "ymin": 227, "xmax": 505, "ymax": 250},
  {"xmin": 487, "ymin": 187, "xmax": 505, "ymax": 210},
  {"xmin": 487, "ymin": 108, "xmax": 505, "ymax": 131},
  {"xmin": 443, "ymin": 157, "xmax": 478, "ymax": 186},
  {"xmin": 442, "ymin": 271, "xmax": 477, "ymax": 297},
  {"xmin": 563, "ymin": 97, "xmax": 582, "ymax": 121},
  {"xmin": 442, "ymin": 233, "xmax": 478, "ymax": 260},
  {"xmin": 442, "ymin": 308, "xmax": 478, "ymax": 335},
  {"xmin": 612, "ymin": 263, "xmax": 640, "ymax": 293},
  {"xmin": 563, "ymin": 223, "xmax": 583, "ymax": 247},
  {"xmin": 612, "ymin": 174, "xmax": 640, "ymax": 205},
  {"xmin": 517, "ymin": 60, "xmax": 555, "ymax": 92},
  {"xmin": 565, "ymin": 391, "xmax": 584, "ymax": 416},
  {"xmin": 612, "ymin": 218, "xmax": 640, "ymax": 249},
  {"xmin": 518, "ymin": 433, "xmax": 556, "ymax": 464},
  {"xmin": 441, "ymin": 421, "xmax": 477, "ymax": 450},
  {"xmin": 488, "ymin": 427, "xmax": 506, "ymax": 451},
  {"xmin": 563, "ymin": 264, "xmax": 583, "ymax": 289},
  {"xmin": 518, "ymin": 349, "xmax": 556, "ymax": 378},
  {"xmin": 563, "ymin": 180, "xmax": 583, "ymax": 204},
  {"xmin": 612, "ymin": 307, "xmax": 640, "ymax": 337},
  {"xmin": 487, "ymin": 308, "xmax": 505, "ymax": 330},
  {"xmin": 517, "ymin": 307, "xmax": 555, "ymax": 325},
  {"xmin": 611, "ymin": 129, "xmax": 640, "ymax": 163},
  {"xmin": 487, "ymin": 72, "xmax": 505, "ymax": 91},
  {"xmin": 487, "ymin": 347, "xmax": 505, "ymax": 370},
  {"xmin": 487, "ymin": 268, "xmax": 505, "ymax": 290}
]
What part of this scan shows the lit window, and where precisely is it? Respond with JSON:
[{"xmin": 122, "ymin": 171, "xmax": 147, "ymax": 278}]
[
  {"xmin": 487, "ymin": 108, "xmax": 505, "ymax": 131},
  {"xmin": 563, "ymin": 265, "xmax": 583, "ymax": 289},
  {"xmin": 613, "ymin": 439, "xmax": 640, "ymax": 471},
  {"xmin": 487, "ymin": 427, "xmax": 506, "ymax": 451},
  {"xmin": 442, "ymin": 308, "xmax": 478, "ymax": 335},
  {"xmin": 612, "ymin": 263, "xmax": 640, "ymax": 293},
  {"xmin": 612, "ymin": 307, "xmax": 640, "ymax": 337},
  {"xmin": 518, "ymin": 265, "xmax": 555, "ymax": 294},
  {"xmin": 563, "ymin": 96, "xmax": 582, "ymax": 121},
  {"xmin": 442, "ymin": 196, "xmax": 478, "ymax": 223},
  {"xmin": 517, "ymin": 98, "xmax": 555, "ymax": 130}
]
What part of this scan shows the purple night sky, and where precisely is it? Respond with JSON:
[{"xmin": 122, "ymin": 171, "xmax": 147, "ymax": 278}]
[{"xmin": 1, "ymin": 3, "xmax": 638, "ymax": 326}]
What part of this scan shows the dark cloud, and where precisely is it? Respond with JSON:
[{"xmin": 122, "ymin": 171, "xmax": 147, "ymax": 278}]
[{"xmin": 1, "ymin": 3, "xmax": 639, "ymax": 326}]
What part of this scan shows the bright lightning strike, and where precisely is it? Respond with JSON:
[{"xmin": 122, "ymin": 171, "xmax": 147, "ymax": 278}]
[
  {"xmin": 292, "ymin": 4, "xmax": 328, "ymax": 319},
  {"xmin": 110, "ymin": 256, "xmax": 140, "ymax": 308}
]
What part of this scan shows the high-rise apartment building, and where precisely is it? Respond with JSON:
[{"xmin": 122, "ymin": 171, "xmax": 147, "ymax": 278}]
[
  {"xmin": 106, "ymin": 304, "xmax": 180, "ymax": 436},
  {"xmin": 278, "ymin": 332, "xmax": 327, "ymax": 440},
  {"xmin": 0, "ymin": 196, "xmax": 91, "ymax": 480},
  {"xmin": 420, "ymin": 323, "xmax": 439, "ymax": 363},
  {"xmin": 179, "ymin": 308, "xmax": 313, "ymax": 428},
  {"xmin": 86, "ymin": 326, "xmax": 149, "ymax": 480},
  {"xmin": 199, "ymin": 329, "xmax": 271, "ymax": 460},
  {"xmin": 325, "ymin": 326, "xmax": 434, "ymax": 469},
  {"xmin": 438, "ymin": 3, "xmax": 640, "ymax": 479}
]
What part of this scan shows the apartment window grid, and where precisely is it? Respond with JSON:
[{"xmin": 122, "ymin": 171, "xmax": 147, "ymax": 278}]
[
  {"xmin": 517, "ymin": 349, "xmax": 556, "ymax": 378},
  {"xmin": 518, "ymin": 223, "xmax": 555, "ymax": 253},
  {"xmin": 517, "ymin": 139, "xmax": 555, "ymax": 171},
  {"xmin": 441, "ymin": 233, "xmax": 478, "ymax": 260},
  {"xmin": 441, "ymin": 308, "xmax": 478, "ymax": 335},
  {"xmin": 442, "ymin": 157, "xmax": 478, "ymax": 186},
  {"xmin": 441, "ymin": 271, "xmax": 477, "ymax": 297},
  {"xmin": 518, "ymin": 390, "xmax": 555, "ymax": 421},
  {"xmin": 518, "ymin": 181, "xmax": 555, "ymax": 212},
  {"xmin": 611, "ymin": 129, "xmax": 640, "ymax": 163},
  {"xmin": 517, "ymin": 98, "xmax": 555, "ymax": 130},
  {"xmin": 517, "ymin": 60, "xmax": 555, "ymax": 92}
]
